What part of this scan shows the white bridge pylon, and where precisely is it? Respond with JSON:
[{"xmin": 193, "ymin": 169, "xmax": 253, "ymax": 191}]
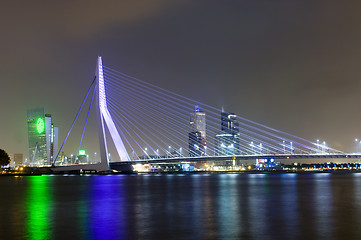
[
  {"xmin": 52, "ymin": 57, "xmax": 129, "ymax": 172},
  {"xmin": 96, "ymin": 56, "xmax": 130, "ymax": 166}
]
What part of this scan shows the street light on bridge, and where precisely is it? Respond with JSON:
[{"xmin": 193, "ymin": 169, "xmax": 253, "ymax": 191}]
[
  {"xmin": 249, "ymin": 142, "xmax": 254, "ymax": 155},
  {"xmin": 144, "ymin": 147, "xmax": 149, "ymax": 159},
  {"xmin": 259, "ymin": 143, "xmax": 263, "ymax": 155}
]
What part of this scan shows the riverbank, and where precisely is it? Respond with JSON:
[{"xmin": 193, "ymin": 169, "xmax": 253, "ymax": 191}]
[{"xmin": 2, "ymin": 168, "xmax": 361, "ymax": 176}]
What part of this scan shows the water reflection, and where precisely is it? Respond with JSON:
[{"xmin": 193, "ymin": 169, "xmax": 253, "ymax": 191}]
[
  {"xmin": 202, "ymin": 174, "xmax": 217, "ymax": 239},
  {"xmin": 217, "ymin": 175, "xmax": 240, "ymax": 239},
  {"xmin": 90, "ymin": 176, "xmax": 127, "ymax": 239},
  {"xmin": 279, "ymin": 174, "xmax": 298, "ymax": 239},
  {"xmin": 248, "ymin": 174, "xmax": 269, "ymax": 239},
  {"xmin": 77, "ymin": 200, "xmax": 89, "ymax": 239},
  {"xmin": 2, "ymin": 173, "xmax": 361, "ymax": 239},
  {"xmin": 26, "ymin": 176, "xmax": 53, "ymax": 240},
  {"xmin": 313, "ymin": 173, "xmax": 333, "ymax": 239},
  {"xmin": 353, "ymin": 173, "xmax": 361, "ymax": 228},
  {"xmin": 331, "ymin": 173, "xmax": 359, "ymax": 239}
]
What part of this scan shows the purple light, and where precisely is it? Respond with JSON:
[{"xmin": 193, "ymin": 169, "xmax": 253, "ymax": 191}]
[{"xmin": 97, "ymin": 56, "xmax": 130, "ymax": 162}]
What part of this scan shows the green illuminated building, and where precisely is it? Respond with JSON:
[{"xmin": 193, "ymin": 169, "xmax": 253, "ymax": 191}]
[{"xmin": 27, "ymin": 108, "xmax": 58, "ymax": 166}]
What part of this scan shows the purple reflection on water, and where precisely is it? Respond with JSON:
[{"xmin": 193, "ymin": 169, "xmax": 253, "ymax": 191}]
[{"xmin": 89, "ymin": 176, "xmax": 127, "ymax": 239}]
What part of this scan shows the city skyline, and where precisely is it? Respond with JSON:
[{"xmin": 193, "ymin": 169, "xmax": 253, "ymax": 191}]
[
  {"xmin": 2, "ymin": 1, "xmax": 361, "ymax": 156},
  {"xmin": 3, "ymin": 2, "xmax": 361, "ymax": 240}
]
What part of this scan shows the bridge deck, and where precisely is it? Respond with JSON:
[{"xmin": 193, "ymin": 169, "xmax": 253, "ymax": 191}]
[{"xmin": 113, "ymin": 153, "xmax": 361, "ymax": 164}]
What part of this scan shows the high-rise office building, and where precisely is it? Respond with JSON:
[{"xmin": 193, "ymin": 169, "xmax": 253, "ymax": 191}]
[
  {"xmin": 45, "ymin": 114, "xmax": 59, "ymax": 164},
  {"xmin": 216, "ymin": 111, "xmax": 240, "ymax": 155},
  {"xmin": 27, "ymin": 108, "xmax": 58, "ymax": 166},
  {"xmin": 188, "ymin": 131, "xmax": 202, "ymax": 157},
  {"xmin": 221, "ymin": 112, "xmax": 239, "ymax": 135},
  {"xmin": 189, "ymin": 106, "xmax": 206, "ymax": 156}
]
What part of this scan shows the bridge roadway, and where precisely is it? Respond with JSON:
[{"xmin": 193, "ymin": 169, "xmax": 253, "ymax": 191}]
[
  {"xmin": 51, "ymin": 153, "xmax": 361, "ymax": 172},
  {"xmin": 114, "ymin": 153, "xmax": 361, "ymax": 165}
]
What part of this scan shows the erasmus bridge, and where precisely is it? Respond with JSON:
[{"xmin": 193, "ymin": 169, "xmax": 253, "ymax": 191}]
[{"xmin": 52, "ymin": 57, "xmax": 358, "ymax": 172}]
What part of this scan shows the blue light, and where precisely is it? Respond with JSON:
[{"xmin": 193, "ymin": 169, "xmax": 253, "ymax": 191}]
[
  {"xmin": 181, "ymin": 163, "xmax": 193, "ymax": 171},
  {"xmin": 195, "ymin": 105, "xmax": 199, "ymax": 112}
]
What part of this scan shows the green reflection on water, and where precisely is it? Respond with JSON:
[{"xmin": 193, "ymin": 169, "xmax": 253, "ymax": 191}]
[
  {"xmin": 26, "ymin": 176, "xmax": 52, "ymax": 240},
  {"xmin": 77, "ymin": 200, "xmax": 89, "ymax": 239}
]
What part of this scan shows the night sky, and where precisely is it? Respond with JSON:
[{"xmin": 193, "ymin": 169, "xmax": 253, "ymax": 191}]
[{"xmin": 1, "ymin": 0, "xmax": 361, "ymax": 157}]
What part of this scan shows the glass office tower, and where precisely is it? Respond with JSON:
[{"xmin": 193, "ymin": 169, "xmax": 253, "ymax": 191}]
[
  {"xmin": 189, "ymin": 106, "xmax": 206, "ymax": 156},
  {"xmin": 27, "ymin": 108, "xmax": 47, "ymax": 166},
  {"xmin": 27, "ymin": 108, "xmax": 58, "ymax": 166},
  {"xmin": 216, "ymin": 111, "xmax": 240, "ymax": 155}
]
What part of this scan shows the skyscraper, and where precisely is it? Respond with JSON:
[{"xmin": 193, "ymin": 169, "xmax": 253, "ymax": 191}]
[
  {"xmin": 221, "ymin": 112, "xmax": 239, "ymax": 135},
  {"xmin": 45, "ymin": 114, "xmax": 59, "ymax": 164},
  {"xmin": 27, "ymin": 108, "xmax": 58, "ymax": 166},
  {"xmin": 189, "ymin": 106, "xmax": 206, "ymax": 156},
  {"xmin": 216, "ymin": 111, "xmax": 240, "ymax": 155}
]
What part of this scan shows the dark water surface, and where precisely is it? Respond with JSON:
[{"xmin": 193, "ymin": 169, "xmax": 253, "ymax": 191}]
[{"xmin": 0, "ymin": 173, "xmax": 361, "ymax": 240}]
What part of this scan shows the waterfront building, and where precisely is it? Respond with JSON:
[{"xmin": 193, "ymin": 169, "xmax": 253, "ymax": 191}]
[
  {"xmin": 216, "ymin": 111, "xmax": 240, "ymax": 155},
  {"xmin": 46, "ymin": 114, "xmax": 59, "ymax": 164},
  {"xmin": 27, "ymin": 108, "xmax": 58, "ymax": 166},
  {"xmin": 76, "ymin": 150, "xmax": 88, "ymax": 163},
  {"xmin": 189, "ymin": 106, "xmax": 206, "ymax": 156},
  {"xmin": 14, "ymin": 153, "xmax": 23, "ymax": 166}
]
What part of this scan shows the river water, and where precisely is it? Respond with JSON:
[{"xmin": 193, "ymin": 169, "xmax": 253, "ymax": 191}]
[{"xmin": 0, "ymin": 173, "xmax": 360, "ymax": 240}]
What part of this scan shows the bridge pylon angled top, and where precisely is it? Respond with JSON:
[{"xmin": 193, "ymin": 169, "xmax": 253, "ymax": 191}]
[{"xmin": 96, "ymin": 56, "xmax": 130, "ymax": 167}]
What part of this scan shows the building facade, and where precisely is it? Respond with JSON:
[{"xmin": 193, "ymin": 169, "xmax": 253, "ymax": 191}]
[
  {"xmin": 189, "ymin": 106, "xmax": 206, "ymax": 156},
  {"xmin": 216, "ymin": 111, "xmax": 240, "ymax": 155},
  {"xmin": 221, "ymin": 112, "xmax": 239, "ymax": 135},
  {"xmin": 27, "ymin": 108, "xmax": 58, "ymax": 166},
  {"xmin": 14, "ymin": 153, "xmax": 23, "ymax": 166}
]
